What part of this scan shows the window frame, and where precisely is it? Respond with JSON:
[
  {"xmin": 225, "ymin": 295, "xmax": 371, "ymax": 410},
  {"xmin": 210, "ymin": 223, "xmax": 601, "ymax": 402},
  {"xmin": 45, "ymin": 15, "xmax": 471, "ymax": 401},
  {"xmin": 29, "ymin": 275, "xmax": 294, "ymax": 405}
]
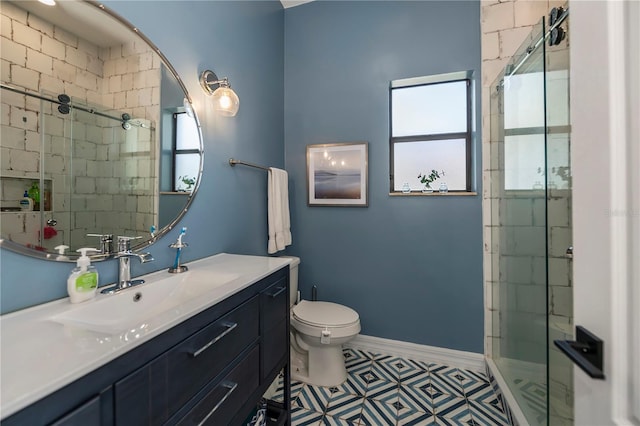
[{"xmin": 389, "ymin": 70, "xmax": 474, "ymax": 194}]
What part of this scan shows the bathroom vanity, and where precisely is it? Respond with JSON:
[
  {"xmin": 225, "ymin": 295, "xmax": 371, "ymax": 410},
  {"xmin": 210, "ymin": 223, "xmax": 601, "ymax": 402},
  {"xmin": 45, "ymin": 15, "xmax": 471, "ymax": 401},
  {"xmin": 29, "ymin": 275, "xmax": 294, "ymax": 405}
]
[{"xmin": 0, "ymin": 254, "xmax": 291, "ymax": 425}]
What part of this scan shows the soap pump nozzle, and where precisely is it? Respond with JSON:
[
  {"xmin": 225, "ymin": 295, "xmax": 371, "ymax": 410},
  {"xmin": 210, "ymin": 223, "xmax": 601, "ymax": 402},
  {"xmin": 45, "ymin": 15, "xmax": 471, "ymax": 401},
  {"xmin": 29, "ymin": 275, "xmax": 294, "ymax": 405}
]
[
  {"xmin": 75, "ymin": 247, "xmax": 99, "ymax": 272},
  {"xmin": 55, "ymin": 245, "xmax": 69, "ymax": 261}
]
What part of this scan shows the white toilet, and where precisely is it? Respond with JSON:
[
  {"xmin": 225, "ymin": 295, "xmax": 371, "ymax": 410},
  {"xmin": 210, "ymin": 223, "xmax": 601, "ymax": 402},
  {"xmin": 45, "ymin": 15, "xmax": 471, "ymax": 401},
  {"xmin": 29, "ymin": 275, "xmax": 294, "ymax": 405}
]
[{"xmin": 285, "ymin": 257, "xmax": 361, "ymax": 387}]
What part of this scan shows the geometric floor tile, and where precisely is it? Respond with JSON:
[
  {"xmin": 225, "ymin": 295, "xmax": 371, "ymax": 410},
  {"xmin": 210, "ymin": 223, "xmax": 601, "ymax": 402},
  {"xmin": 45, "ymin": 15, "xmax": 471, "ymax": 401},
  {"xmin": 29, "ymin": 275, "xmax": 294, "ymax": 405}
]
[
  {"xmin": 286, "ymin": 348, "xmax": 509, "ymax": 426},
  {"xmin": 468, "ymin": 399, "xmax": 509, "ymax": 425},
  {"xmin": 398, "ymin": 385, "xmax": 434, "ymax": 414}
]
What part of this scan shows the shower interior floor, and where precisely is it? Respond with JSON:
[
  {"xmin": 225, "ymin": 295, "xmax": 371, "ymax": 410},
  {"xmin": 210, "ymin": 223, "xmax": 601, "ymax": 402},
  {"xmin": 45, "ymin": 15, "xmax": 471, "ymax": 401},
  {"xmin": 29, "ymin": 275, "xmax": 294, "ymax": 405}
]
[{"xmin": 269, "ymin": 347, "xmax": 509, "ymax": 425}]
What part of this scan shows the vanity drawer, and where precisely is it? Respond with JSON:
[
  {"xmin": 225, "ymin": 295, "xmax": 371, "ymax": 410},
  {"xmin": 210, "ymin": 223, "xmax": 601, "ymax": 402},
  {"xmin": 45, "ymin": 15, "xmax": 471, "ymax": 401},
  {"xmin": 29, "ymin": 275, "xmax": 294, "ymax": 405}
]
[
  {"xmin": 177, "ymin": 345, "xmax": 259, "ymax": 426},
  {"xmin": 167, "ymin": 296, "xmax": 259, "ymax": 414}
]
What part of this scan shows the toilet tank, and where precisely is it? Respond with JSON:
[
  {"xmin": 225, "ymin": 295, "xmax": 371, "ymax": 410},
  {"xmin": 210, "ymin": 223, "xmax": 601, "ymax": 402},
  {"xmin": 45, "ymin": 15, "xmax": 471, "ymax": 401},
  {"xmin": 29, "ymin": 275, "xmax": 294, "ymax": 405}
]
[{"xmin": 280, "ymin": 256, "xmax": 300, "ymax": 306}]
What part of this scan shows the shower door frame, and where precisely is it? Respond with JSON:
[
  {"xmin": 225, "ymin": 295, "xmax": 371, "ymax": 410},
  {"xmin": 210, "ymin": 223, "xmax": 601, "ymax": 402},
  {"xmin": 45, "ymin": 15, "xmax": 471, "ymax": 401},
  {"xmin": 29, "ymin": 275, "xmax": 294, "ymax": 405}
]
[{"xmin": 569, "ymin": 0, "xmax": 640, "ymax": 424}]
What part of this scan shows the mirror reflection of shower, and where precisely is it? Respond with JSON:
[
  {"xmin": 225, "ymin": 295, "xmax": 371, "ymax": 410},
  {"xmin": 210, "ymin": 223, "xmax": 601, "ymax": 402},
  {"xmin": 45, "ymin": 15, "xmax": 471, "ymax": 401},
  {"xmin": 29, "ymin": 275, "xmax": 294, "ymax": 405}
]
[{"xmin": 0, "ymin": 83, "xmax": 157, "ymax": 252}]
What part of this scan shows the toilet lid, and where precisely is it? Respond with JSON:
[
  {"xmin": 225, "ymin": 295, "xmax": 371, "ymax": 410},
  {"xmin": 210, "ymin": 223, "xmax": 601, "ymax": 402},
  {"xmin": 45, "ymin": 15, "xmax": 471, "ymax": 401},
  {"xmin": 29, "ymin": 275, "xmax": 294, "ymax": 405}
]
[{"xmin": 292, "ymin": 300, "xmax": 359, "ymax": 327}]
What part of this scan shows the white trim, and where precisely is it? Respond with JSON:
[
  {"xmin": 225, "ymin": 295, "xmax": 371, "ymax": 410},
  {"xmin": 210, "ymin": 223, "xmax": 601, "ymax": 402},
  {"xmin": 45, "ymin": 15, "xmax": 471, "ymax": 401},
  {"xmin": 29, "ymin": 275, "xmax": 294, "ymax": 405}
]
[
  {"xmin": 344, "ymin": 334, "xmax": 484, "ymax": 372},
  {"xmin": 485, "ymin": 358, "xmax": 528, "ymax": 426},
  {"xmin": 608, "ymin": 1, "xmax": 631, "ymax": 421}
]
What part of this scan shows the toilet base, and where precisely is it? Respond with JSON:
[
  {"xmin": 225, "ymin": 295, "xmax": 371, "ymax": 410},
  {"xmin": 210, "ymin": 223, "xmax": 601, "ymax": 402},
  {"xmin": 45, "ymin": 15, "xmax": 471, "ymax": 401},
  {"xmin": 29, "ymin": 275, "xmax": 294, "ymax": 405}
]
[{"xmin": 291, "ymin": 342, "xmax": 348, "ymax": 387}]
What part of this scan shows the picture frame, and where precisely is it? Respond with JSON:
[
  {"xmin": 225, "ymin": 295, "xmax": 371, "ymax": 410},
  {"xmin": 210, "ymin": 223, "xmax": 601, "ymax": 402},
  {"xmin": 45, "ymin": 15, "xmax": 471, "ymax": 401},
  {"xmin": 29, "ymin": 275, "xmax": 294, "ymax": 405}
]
[{"xmin": 306, "ymin": 142, "xmax": 368, "ymax": 207}]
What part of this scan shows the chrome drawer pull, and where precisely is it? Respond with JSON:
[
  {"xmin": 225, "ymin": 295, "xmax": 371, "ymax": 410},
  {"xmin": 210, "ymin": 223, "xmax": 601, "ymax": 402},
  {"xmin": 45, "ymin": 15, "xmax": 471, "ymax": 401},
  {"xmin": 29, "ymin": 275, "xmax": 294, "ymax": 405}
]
[
  {"xmin": 269, "ymin": 286, "xmax": 286, "ymax": 298},
  {"xmin": 197, "ymin": 381, "xmax": 238, "ymax": 426},
  {"xmin": 190, "ymin": 322, "xmax": 238, "ymax": 357}
]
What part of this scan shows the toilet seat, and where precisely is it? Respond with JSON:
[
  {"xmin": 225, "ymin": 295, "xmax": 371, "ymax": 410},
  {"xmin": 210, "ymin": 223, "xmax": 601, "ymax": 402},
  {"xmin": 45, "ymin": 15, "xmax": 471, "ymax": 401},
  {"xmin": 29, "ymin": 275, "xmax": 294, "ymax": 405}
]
[{"xmin": 291, "ymin": 300, "xmax": 360, "ymax": 338}]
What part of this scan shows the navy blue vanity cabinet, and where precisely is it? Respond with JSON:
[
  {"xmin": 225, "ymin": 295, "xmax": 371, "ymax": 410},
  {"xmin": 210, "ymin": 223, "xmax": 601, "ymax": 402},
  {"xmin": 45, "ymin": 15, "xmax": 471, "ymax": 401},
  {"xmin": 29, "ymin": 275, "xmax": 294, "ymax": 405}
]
[{"xmin": 2, "ymin": 265, "xmax": 290, "ymax": 426}]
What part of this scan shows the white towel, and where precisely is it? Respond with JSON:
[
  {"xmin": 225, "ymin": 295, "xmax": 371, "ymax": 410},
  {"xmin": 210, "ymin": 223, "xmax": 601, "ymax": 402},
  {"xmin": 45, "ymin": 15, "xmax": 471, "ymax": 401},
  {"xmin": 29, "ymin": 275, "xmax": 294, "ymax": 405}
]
[{"xmin": 268, "ymin": 167, "xmax": 292, "ymax": 254}]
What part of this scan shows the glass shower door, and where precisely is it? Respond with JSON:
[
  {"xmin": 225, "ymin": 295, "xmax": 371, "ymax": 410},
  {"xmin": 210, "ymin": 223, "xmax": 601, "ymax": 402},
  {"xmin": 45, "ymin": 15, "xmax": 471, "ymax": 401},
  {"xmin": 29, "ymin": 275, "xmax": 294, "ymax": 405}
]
[
  {"xmin": 544, "ymin": 11, "xmax": 573, "ymax": 425},
  {"xmin": 491, "ymin": 18, "xmax": 549, "ymax": 425},
  {"xmin": 490, "ymin": 8, "xmax": 573, "ymax": 426}
]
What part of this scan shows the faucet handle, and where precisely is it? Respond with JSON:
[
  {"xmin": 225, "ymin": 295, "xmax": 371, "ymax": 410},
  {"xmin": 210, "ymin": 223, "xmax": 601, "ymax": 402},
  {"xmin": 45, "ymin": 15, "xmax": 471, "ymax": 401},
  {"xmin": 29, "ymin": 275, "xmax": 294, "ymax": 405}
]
[
  {"xmin": 87, "ymin": 233, "xmax": 113, "ymax": 254},
  {"xmin": 117, "ymin": 235, "xmax": 142, "ymax": 252}
]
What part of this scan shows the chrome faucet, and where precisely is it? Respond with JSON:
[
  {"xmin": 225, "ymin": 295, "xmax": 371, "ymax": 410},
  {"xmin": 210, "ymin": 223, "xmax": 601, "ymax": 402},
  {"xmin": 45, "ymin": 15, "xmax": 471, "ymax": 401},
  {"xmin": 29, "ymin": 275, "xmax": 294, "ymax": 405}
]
[{"xmin": 101, "ymin": 236, "xmax": 154, "ymax": 294}]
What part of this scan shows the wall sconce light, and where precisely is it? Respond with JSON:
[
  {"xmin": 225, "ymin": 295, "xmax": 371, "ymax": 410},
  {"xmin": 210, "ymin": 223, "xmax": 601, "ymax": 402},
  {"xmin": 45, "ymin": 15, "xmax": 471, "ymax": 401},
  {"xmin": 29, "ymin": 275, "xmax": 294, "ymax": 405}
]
[{"xmin": 199, "ymin": 70, "xmax": 239, "ymax": 117}]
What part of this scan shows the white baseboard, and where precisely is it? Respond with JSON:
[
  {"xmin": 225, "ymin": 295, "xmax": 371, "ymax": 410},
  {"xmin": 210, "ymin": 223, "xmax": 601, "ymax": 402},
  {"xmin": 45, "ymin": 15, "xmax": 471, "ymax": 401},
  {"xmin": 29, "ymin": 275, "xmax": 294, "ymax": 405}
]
[{"xmin": 344, "ymin": 334, "xmax": 485, "ymax": 372}]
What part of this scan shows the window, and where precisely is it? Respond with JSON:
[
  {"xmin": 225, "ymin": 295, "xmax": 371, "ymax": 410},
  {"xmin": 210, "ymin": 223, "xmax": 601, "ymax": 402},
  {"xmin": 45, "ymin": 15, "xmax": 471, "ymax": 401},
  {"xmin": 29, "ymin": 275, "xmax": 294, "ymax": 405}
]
[
  {"xmin": 390, "ymin": 71, "xmax": 473, "ymax": 193},
  {"xmin": 173, "ymin": 112, "xmax": 200, "ymax": 192}
]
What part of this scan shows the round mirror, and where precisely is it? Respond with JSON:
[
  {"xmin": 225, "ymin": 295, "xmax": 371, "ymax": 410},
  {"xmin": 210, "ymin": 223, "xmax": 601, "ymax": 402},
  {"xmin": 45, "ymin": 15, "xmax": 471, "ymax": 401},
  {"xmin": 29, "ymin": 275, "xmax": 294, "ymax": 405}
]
[{"xmin": 0, "ymin": 0, "xmax": 203, "ymax": 260}]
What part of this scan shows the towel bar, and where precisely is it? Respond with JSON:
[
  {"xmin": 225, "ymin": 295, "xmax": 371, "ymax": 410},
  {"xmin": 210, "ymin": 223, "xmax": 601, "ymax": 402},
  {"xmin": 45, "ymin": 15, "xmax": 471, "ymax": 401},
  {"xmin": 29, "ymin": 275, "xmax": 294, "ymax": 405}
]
[{"xmin": 228, "ymin": 158, "xmax": 270, "ymax": 171}]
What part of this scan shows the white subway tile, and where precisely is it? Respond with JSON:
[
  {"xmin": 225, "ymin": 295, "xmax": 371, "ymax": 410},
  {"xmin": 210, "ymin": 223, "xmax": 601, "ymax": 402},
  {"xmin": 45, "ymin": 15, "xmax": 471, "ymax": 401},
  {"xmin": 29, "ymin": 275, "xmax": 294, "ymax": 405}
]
[
  {"xmin": 482, "ymin": 57, "xmax": 509, "ymax": 87},
  {"xmin": 514, "ymin": 1, "xmax": 549, "ymax": 28},
  {"xmin": 26, "ymin": 13, "xmax": 53, "ymax": 37},
  {"xmin": 499, "ymin": 26, "xmax": 533, "ymax": 58},
  {"xmin": 12, "ymin": 21, "xmax": 41, "ymax": 50},
  {"xmin": 25, "ymin": 129, "xmax": 39, "ymax": 152},
  {"xmin": 0, "ymin": 147, "xmax": 11, "ymax": 171},
  {"xmin": 482, "ymin": 31, "xmax": 500, "ymax": 60},
  {"xmin": 76, "ymin": 69, "xmax": 98, "ymax": 91},
  {"xmin": 11, "ymin": 149, "xmax": 39, "ymax": 172},
  {"xmin": 40, "ymin": 73, "xmax": 65, "ymax": 96},
  {"xmin": 1, "ymin": 58, "xmax": 11, "ymax": 82},
  {"xmin": 41, "ymin": 34, "xmax": 65, "ymax": 60},
  {"xmin": 2, "ymin": 36, "xmax": 27, "ymax": 66},
  {"xmin": 27, "ymin": 48, "xmax": 52, "ymax": 75},
  {"xmin": 2, "ymin": 2, "xmax": 28, "ymax": 24},
  {"xmin": 74, "ymin": 176, "xmax": 95, "ymax": 194},
  {"xmin": 482, "ymin": 2, "xmax": 514, "ymax": 33},
  {"xmin": 65, "ymin": 46, "xmax": 87, "ymax": 70},
  {"xmin": 10, "ymin": 106, "xmax": 37, "ymax": 131},
  {"xmin": 52, "ymin": 58, "xmax": 76, "ymax": 83},
  {"xmin": 53, "ymin": 27, "xmax": 77, "ymax": 48},
  {"xmin": 551, "ymin": 286, "xmax": 573, "ymax": 317},
  {"xmin": 1, "ymin": 125, "xmax": 25, "ymax": 150},
  {"xmin": 114, "ymin": 57, "xmax": 127, "ymax": 75}
]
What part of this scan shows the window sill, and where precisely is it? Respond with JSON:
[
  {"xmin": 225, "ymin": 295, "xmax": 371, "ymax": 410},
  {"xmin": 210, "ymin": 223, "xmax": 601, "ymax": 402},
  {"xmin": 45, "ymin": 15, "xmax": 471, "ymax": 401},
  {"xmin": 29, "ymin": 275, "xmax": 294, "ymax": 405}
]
[{"xmin": 389, "ymin": 191, "xmax": 477, "ymax": 197}]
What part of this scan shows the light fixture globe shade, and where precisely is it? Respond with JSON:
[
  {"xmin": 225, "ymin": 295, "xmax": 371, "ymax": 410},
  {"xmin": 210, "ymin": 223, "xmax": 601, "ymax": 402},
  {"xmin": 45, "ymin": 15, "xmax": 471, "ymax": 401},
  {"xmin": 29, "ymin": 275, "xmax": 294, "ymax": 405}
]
[{"xmin": 212, "ymin": 86, "xmax": 239, "ymax": 117}]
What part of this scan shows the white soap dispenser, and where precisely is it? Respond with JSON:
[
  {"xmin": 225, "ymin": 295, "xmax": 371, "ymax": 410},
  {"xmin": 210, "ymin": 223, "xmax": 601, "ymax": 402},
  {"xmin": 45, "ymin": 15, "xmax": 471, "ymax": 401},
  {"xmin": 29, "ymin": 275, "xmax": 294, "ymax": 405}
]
[
  {"xmin": 67, "ymin": 248, "xmax": 99, "ymax": 303},
  {"xmin": 55, "ymin": 245, "xmax": 69, "ymax": 261}
]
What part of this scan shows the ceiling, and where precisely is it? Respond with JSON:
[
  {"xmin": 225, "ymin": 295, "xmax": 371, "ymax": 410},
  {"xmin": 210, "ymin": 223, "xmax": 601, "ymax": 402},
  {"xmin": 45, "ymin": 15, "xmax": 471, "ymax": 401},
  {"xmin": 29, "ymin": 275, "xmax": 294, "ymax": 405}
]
[{"xmin": 280, "ymin": 0, "xmax": 314, "ymax": 9}]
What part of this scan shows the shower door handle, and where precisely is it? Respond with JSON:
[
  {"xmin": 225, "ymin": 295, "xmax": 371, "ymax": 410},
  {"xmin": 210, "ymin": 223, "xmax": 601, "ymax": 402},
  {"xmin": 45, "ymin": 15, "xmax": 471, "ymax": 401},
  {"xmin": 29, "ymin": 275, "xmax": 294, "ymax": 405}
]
[{"xmin": 554, "ymin": 326, "xmax": 605, "ymax": 379}]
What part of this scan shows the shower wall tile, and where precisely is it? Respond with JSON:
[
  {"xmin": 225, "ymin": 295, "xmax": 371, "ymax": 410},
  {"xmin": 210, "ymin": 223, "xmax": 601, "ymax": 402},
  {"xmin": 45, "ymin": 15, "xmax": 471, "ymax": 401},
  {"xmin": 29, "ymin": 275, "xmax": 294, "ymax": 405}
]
[
  {"xmin": 482, "ymin": 2, "xmax": 515, "ymax": 33},
  {"xmin": 551, "ymin": 286, "xmax": 572, "ymax": 317},
  {"xmin": 514, "ymin": 1, "xmax": 550, "ymax": 28},
  {"xmin": 482, "ymin": 32, "xmax": 500, "ymax": 60},
  {"xmin": 12, "ymin": 21, "xmax": 41, "ymax": 49},
  {"xmin": 499, "ymin": 27, "xmax": 534, "ymax": 59}
]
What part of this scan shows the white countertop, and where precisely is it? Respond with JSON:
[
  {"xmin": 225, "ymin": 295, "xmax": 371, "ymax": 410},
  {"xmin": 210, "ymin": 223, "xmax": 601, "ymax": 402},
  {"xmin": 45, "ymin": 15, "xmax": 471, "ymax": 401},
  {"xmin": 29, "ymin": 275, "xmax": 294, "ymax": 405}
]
[{"xmin": 0, "ymin": 253, "xmax": 290, "ymax": 420}]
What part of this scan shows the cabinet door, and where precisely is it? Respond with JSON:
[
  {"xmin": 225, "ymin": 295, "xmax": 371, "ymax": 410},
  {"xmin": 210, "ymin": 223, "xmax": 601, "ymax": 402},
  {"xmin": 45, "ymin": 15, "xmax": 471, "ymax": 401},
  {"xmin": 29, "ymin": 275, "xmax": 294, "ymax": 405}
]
[
  {"xmin": 114, "ymin": 356, "xmax": 169, "ymax": 425},
  {"xmin": 260, "ymin": 277, "xmax": 289, "ymax": 382},
  {"xmin": 50, "ymin": 386, "xmax": 113, "ymax": 426}
]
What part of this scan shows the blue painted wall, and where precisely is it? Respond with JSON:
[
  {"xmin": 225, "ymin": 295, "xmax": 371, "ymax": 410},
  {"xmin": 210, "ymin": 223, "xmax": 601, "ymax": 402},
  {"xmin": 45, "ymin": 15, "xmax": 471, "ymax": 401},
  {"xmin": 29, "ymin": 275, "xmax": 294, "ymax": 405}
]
[
  {"xmin": 0, "ymin": 1, "xmax": 285, "ymax": 313},
  {"xmin": 1, "ymin": 0, "xmax": 483, "ymax": 355},
  {"xmin": 283, "ymin": 1, "xmax": 483, "ymax": 353}
]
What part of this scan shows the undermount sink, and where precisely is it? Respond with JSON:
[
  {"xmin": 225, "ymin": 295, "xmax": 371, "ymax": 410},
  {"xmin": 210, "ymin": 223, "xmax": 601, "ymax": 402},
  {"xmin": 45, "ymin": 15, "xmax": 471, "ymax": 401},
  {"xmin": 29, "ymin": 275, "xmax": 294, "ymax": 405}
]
[{"xmin": 50, "ymin": 269, "xmax": 239, "ymax": 333}]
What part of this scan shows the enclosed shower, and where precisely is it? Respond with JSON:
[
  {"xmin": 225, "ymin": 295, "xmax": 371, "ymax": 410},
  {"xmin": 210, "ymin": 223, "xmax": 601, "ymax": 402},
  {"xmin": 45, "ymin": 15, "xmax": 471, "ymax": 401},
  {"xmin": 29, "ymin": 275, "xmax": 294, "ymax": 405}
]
[{"xmin": 488, "ymin": 7, "xmax": 573, "ymax": 426}]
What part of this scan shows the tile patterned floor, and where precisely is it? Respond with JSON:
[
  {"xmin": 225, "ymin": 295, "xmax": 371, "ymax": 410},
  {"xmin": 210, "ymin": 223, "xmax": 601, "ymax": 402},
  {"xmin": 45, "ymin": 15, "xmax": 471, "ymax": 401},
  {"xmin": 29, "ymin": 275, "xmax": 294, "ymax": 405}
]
[{"xmin": 272, "ymin": 348, "xmax": 509, "ymax": 426}]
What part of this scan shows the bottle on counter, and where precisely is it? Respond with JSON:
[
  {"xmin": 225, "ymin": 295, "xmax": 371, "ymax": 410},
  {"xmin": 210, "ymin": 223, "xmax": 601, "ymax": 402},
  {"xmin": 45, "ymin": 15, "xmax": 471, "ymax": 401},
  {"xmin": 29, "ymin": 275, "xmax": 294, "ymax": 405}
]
[{"xmin": 67, "ymin": 248, "xmax": 99, "ymax": 303}]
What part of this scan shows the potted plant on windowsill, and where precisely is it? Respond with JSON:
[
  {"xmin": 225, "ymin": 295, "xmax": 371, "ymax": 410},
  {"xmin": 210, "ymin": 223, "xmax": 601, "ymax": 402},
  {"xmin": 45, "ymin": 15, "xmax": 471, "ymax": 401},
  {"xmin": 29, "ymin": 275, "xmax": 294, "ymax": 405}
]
[
  {"xmin": 418, "ymin": 169, "xmax": 445, "ymax": 193},
  {"xmin": 178, "ymin": 175, "xmax": 196, "ymax": 192}
]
